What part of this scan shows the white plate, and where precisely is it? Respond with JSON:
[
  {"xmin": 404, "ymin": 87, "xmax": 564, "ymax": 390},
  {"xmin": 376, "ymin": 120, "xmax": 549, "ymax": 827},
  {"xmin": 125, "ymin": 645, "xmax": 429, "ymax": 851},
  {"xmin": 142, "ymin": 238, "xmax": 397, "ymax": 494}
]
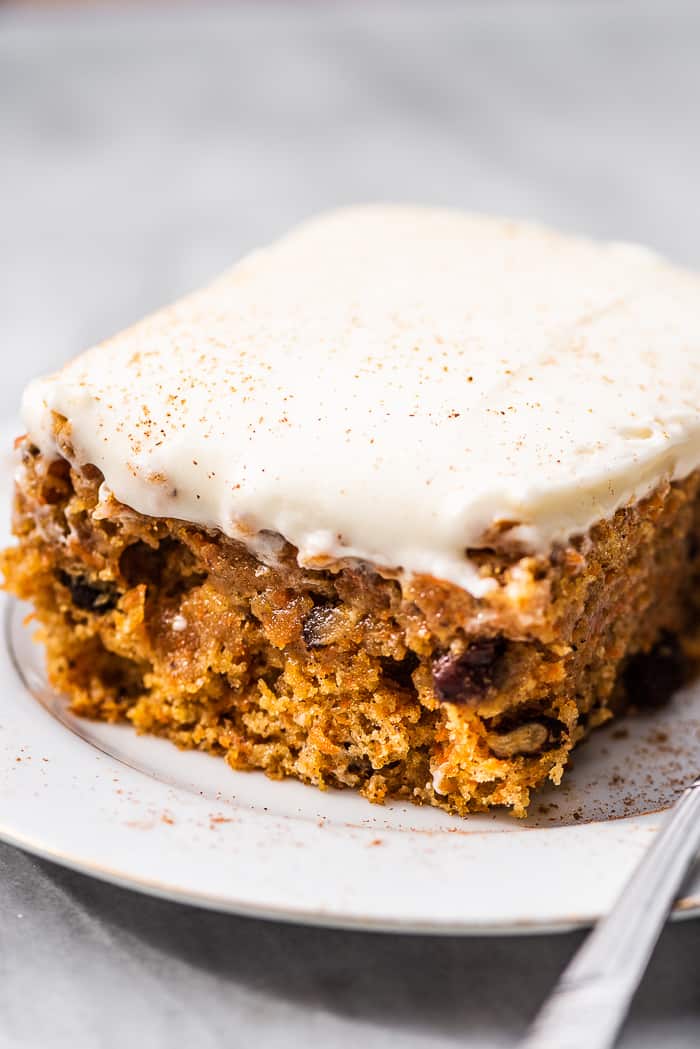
[{"xmin": 1, "ymin": 442, "xmax": 700, "ymax": 934}]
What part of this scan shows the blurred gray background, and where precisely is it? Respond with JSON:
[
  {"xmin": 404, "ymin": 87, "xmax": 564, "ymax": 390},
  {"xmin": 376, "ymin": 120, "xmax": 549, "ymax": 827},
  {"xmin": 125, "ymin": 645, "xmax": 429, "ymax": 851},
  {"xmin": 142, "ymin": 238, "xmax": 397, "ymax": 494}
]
[
  {"xmin": 3, "ymin": 0, "xmax": 700, "ymax": 416},
  {"xmin": 1, "ymin": 2, "xmax": 699, "ymax": 1047}
]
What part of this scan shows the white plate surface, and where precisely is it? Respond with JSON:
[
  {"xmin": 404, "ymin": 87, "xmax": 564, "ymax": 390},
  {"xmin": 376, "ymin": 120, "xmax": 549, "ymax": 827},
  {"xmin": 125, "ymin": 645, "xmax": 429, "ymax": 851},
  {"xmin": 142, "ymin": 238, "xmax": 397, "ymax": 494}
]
[{"xmin": 1, "ymin": 443, "xmax": 700, "ymax": 934}]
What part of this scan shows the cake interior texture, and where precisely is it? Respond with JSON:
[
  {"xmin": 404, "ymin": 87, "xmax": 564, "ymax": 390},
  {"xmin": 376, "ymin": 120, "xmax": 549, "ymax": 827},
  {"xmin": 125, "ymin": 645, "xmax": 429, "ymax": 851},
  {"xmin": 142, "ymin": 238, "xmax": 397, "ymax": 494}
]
[{"xmin": 3, "ymin": 419, "xmax": 700, "ymax": 817}]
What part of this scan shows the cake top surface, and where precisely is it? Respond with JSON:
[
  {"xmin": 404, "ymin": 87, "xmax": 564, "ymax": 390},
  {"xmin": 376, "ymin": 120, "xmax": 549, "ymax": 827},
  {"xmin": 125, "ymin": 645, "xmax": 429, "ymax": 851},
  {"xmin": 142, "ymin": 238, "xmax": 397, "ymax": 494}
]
[{"xmin": 23, "ymin": 205, "xmax": 700, "ymax": 594}]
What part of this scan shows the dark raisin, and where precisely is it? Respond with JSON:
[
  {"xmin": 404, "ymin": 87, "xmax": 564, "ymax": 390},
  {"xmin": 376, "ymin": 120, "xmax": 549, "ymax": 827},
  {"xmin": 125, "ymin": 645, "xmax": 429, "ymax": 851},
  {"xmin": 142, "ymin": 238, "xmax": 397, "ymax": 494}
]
[
  {"xmin": 41, "ymin": 458, "xmax": 72, "ymax": 505},
  {"xmin": 432, "ymin": 637, "xmax": 506, "ymax": 705},
  {"xmin": 57, "ymin": 570, "xmax": 119, "ymax": 614},
  {"xmin": 302, "ymin": 604, "xmax": 340, "ymax": 648},
  {"xmin": 119, "ymin": 540, "xmax": 167, "ymax": 586},
  {"xmin": 623, "ymin": 633, "xmax": 685, "ymax": 708},
  {"xmin": 381, "ymin": 652, "xmax": 420, "ymax": 690}
]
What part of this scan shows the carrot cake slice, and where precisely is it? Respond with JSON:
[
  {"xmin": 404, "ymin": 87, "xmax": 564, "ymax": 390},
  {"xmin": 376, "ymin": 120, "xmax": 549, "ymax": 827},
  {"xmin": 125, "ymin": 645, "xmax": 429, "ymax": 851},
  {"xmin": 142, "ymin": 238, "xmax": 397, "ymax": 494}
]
[{"xmin": 4, "ymin": 206, "xmax": 700, "ymax": 816}]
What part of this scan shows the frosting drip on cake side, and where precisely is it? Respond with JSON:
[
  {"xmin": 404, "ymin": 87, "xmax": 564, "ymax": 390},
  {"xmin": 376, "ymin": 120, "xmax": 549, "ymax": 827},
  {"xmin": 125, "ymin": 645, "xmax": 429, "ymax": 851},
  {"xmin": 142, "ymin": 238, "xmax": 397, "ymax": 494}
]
[{"xmin": 21, "ymin": 206, "xmax": 700, "ymax": 596}]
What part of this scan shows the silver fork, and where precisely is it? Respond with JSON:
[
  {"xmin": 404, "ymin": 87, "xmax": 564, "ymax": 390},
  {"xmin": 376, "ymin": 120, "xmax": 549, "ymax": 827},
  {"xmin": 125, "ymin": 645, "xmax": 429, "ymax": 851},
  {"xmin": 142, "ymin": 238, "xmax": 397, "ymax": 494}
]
[{"xmin": 521, "ymin": 776, "xmax": 700, "ymax": 1049}]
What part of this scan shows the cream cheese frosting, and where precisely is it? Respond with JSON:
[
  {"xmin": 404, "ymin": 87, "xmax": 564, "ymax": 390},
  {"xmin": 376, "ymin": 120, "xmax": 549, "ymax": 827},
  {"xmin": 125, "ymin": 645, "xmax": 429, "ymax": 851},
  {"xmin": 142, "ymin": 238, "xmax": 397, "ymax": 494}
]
[{"xmin": 22, "ymin": 206, "xmax": 700, "ymax": 596}]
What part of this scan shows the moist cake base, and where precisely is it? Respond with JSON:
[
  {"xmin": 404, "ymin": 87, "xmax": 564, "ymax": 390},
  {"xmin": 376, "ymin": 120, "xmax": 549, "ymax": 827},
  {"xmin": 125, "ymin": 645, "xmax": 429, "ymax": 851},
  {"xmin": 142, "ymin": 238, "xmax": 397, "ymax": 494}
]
[{"xmin": 3, "ymin": 432, "xmax": 700, "ymax": 817}]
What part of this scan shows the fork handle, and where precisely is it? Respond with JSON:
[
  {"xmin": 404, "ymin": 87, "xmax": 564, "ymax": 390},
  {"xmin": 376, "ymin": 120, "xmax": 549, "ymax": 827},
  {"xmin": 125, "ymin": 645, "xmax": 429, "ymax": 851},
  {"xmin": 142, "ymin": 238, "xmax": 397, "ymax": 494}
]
[{"xmin": 521, "ymin": 777, "xmax": 700, "ymax": 1049}]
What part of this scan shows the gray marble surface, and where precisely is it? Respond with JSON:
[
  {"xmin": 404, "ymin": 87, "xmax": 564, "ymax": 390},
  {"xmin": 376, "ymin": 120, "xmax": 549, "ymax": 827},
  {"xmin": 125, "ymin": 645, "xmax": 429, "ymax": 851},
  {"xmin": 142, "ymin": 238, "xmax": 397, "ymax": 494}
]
[{"xmin": 1, "ymin": 2, "xmax": 699, "ymax": 1045}]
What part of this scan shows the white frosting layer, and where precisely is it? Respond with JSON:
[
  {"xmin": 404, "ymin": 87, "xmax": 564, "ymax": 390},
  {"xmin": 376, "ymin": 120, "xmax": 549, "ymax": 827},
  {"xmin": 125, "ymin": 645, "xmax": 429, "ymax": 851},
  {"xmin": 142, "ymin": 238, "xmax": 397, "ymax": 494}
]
[{"xmin": 22, "ymin": 206, "xmax": 700, "ymax": 596}]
